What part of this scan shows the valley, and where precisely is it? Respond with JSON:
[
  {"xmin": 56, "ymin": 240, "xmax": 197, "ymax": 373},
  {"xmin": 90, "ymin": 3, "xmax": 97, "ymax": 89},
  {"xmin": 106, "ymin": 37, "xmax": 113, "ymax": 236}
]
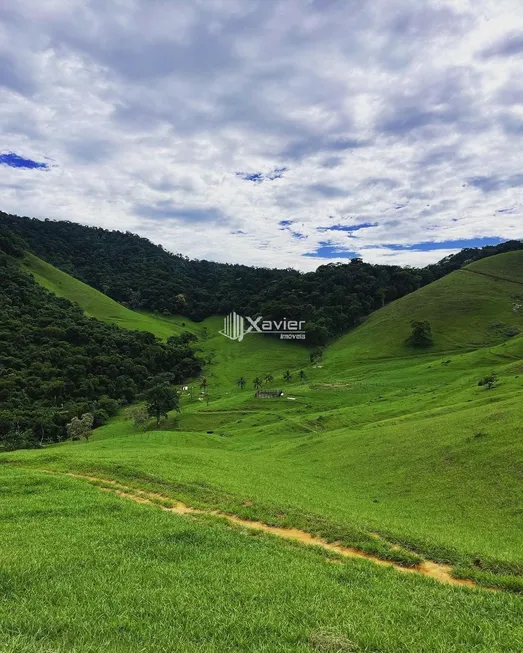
[{"xmin": 1, "ymin": 225, "xmax": 523, "ymax": 652}]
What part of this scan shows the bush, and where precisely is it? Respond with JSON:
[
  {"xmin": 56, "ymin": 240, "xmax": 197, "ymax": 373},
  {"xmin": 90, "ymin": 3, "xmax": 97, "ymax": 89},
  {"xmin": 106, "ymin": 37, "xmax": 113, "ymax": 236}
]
[
  {"xmin": 478, "ymin": 373, "xmax": 498, "ymax": 390},
  {"xmin": 406, "ymin": 320, "xmax": 433, "ymax": 347}
]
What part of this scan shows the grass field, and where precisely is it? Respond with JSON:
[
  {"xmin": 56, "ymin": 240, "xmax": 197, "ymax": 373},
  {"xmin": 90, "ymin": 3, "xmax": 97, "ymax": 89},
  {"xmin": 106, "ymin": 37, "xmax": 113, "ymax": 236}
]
[
  {"xmin": 3, "ymin": 251, "xmax": 523, "ymax": 651},
  {"xmin": 2, "ymin": 466, "xmax": 523, "ymax": 653}
]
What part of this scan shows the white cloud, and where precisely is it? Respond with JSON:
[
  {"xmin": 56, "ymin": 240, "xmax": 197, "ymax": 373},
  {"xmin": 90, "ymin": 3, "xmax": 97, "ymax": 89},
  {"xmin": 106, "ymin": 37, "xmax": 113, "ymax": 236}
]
[{"xmin": 1, "ymin": 0, "xmax": 522, "ymax": 270}]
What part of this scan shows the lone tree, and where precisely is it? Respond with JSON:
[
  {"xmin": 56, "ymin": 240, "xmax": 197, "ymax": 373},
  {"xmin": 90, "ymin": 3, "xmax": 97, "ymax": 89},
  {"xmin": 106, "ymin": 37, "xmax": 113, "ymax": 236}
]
[
  {"xmin": 125, "ymin": 405, "xmax": 149, "ymax": 432},
  {"xmin": 310, "ymin": 349, "xmax": 323, "ymax": 364},
  {"xmin": 146, "ymin": 383, "xmax": 180, "ymax": 426},
  {"xmin": 67, "ymin": 413, "xmax": 94, "ymax": 442},
  {"xmin": 283, "ymin": 370, "xmax": 293, "ymax": 382},
  {"xmin": 200, "ymin": 377, "xmax": 208, "ymax": 392},
  {"xmin": 298, "ymin": 370, "xmax": 307, "ymax": 382},
  {"xmin": 264, "ymin": 373, "xmax": 274, "ymax": 384},
  {"xmin": 253, "ymin": 377, "xmax": 262, "ymax": 389},
  {"xmin": 406, "ymin": 320, "xmax": 433, "ymax": 347},
  {"xmin": 479, "ymin": 373, "xmax": 498, "ymax": 390},
  {"xmin": 236, "ymin": 377, "xmax": 247, "ymax": 390}
]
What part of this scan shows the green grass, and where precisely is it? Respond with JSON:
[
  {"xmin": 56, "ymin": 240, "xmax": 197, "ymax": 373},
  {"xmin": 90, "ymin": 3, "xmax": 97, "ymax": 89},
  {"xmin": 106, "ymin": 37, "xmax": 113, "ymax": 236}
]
[
  {"xmin": 1, "ymin": 466, "xmax": 522, "ymax": 653},
  {"xmin": 467, "ymin": 250, "xmax": 523, "ymax": 285},
  {"xmin": 193, "ymin": 316, "xmax": 310, "ymax": 397},
  {"xmin": 3, "ymin": 250, "xmax": 523, "ymax": 650},
  {"xmin": 7, "ymin": 337, "xmax": 523, "ymax": 577}
]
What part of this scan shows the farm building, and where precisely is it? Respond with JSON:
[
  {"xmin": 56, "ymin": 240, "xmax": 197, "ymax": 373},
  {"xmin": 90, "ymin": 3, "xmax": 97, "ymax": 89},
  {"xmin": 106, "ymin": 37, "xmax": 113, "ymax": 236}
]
[{"xmin": 255, "ymin": 390, "xmax": 284, "ymax": 398}]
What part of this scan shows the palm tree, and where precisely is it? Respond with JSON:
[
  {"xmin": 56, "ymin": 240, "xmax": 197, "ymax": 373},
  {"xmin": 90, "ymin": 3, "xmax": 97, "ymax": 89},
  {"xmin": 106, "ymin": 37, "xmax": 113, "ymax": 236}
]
[
  {"xmin": 283, "ymin": 370, "xmax": 292, "ymax": 382},
  {"xmin": 236, "ymin": 377, "xmax": 247, "ymax": 390},
  {"xmin": 298, "ymin": 370, "xmax": 306, "ymax": 382},
  {"xmin": 264, "ymin": 373, "xmax": 274, "ymax": 384},
  {"xmin": 253, "ymin": 377, "xmax": 262, "ymax": 389}
]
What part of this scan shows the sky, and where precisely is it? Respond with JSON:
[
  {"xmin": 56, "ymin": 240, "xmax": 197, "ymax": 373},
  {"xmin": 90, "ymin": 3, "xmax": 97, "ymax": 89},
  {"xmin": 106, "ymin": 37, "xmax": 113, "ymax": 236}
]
[{"xmin": 1, "ymin": 0, "xmax": 523, "ymax": 271}]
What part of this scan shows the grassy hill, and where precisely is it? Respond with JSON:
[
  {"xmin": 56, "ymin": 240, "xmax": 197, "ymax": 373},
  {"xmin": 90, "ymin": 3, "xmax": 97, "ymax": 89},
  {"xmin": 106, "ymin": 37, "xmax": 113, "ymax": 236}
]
[
  {"xmin": 2, "ymin": 249, "xmax": 523, "ymax": 651},
  {"xmin": 326, "ymin": 250, "xmax": 523, "ymax": 364},
  {"xmin": 21, "ymin": 253, "xmax": 199, "ymax": 340},
  {"xmin": 466, "ymin": 249, "xmax": 523, "ymax": 285}
]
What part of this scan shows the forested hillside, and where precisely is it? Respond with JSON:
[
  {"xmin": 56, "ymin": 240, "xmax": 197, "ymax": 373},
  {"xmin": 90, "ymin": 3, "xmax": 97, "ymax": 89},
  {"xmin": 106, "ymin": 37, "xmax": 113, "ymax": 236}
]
[
  {"xmin": 5, "ymin": 212, "xmax": 520, "ymax": 345},
  {"xmin": 0, "ymin": 230, "xmax": 201, "ymax": 450}
]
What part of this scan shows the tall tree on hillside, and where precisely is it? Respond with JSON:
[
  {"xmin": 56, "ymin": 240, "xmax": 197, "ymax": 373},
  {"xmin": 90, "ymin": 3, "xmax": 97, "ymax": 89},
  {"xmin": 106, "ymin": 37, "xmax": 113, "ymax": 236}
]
[
  {"xmin": 66, "ymin": 413, "xmax": 94, "ymax": 442},
  {"xmin": 310, "ymin": 349, "xmax": 323, "ymax": 364},
  {"xmin": 406, "ymin": 320, "xmax": 433, "ymax": 347},
  {"xmin": 146, "ymin": 383, "xmax": 179, "ymax": 426},
  {"xmin": 125, "ymin": 405, "xmax": 149, "ymax": 432},
  {"xmin": 33, "ymin": 408, "xmax": 56, "ymax": 446},
  {"xmin": 264, "ymin": 373, "xmax": 274, "ymax": 384},
  {"xmin": 200, "ymin": 377, "xmax": 208, "ymax": 392},
  {"xmin": 236, "ymin": 377, "xmax": 247, "ymax": 390},
  {"xmin": 253, "ymin": 377, "xmax": 262, "ymax": 389},
  {"xmin": 298, "ymin": 370, "xmax": 307, "ymax": 382},
  {"xmin": 283, "ymin": 370, "xmax": 292, "ymax": 382}
]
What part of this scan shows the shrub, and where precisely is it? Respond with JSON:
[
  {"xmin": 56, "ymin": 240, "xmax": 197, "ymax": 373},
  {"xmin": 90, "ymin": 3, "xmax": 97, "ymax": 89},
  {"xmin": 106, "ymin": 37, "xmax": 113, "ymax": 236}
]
[
  {"xmin": 406, "ymin": 320, "xmax": 433, "ymax": 347},
  {"xmin": 478, "ymin": 373, "xmax": 498, "ymax": 390}
]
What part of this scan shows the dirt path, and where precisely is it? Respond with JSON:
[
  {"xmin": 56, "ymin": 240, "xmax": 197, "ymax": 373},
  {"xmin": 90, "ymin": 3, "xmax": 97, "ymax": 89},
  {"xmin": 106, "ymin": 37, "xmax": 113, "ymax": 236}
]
[
  {"xmin": 460, "ymin": 267, "xmax": 523, "ymax": 287},
  {"xmin": 48, "ymin": 470, "xmax": 485, "ymax": 590}
]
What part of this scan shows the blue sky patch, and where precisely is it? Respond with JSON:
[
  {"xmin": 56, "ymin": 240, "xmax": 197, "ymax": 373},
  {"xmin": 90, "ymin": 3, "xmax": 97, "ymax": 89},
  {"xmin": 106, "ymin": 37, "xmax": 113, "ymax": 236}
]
[
  {"xmin": 317, "ymin": 222, "xmax": 376, "ymax": 233},
  {"xmin": 266, "ymin": 167, "xmax": 287, "ymax": 180},
  {"xmin": 0, "ymin": 152, "xmax": 49, "ymax": 170},
  {"xmin": 236, "ymin": 171, "xmax": 264, "ymax": 183},
  {"xmin": 236, "ymin": 167, "xmax": 288, "ymax": 183},
  {"xmin": 279, "ymin": 219, "xmax": 306, "ymax": 240},
  {"xmin": 383, "ymin": 237, "xmax": 504, "ymax": 251},
  {"xmin": 304, "ymin": 242, "xmax": 358, "ymax": 258}
]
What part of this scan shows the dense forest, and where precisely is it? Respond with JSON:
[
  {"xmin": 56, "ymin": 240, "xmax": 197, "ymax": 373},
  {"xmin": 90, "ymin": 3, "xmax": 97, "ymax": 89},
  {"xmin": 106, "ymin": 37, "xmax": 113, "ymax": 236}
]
[
  {"xmin": 2, "ymin": 212, "xmax": 522, "ymax": 345},
  {"xmin": 0, "ymin": 229, "xmax": 201, "ymax": 450}
]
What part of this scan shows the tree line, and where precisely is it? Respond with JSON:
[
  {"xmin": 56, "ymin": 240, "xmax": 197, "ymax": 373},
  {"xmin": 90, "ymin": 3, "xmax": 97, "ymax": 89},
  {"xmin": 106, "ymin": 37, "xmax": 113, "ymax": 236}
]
[
  {"xmin": 3, "ymin": 212, "xmax": 521, "ymax": 345},
  {"xmin": 236, "ymin": 370, "xmax": 306, "ymax": 390},
  {"xmin": 0, "ymin": 230, "xmax": 201, "ymax": 450}
]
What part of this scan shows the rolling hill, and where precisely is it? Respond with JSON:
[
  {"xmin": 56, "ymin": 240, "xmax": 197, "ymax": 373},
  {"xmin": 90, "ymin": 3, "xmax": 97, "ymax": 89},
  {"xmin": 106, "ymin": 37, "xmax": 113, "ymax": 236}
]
[
  {"xmin": 5, "ymin": 245, "xmax": 523, "ymax": 570},
  {"xmin": 2, "ymin": 237, "xmax": 523, "ymax": 652},
  {"xmin": 3, "ymin": 210, "xmax": 522, "ymax": 345},
  {"xmin": 326, "ymin": 250, "xmax": 523, "ymax": 364}
]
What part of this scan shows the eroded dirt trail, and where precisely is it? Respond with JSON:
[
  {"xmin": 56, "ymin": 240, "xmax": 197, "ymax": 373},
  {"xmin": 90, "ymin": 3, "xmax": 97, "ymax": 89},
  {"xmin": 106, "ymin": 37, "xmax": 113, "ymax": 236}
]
[{"xmin": 55, "ymin": 471, "xmax": 481, "ymax": 589}]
